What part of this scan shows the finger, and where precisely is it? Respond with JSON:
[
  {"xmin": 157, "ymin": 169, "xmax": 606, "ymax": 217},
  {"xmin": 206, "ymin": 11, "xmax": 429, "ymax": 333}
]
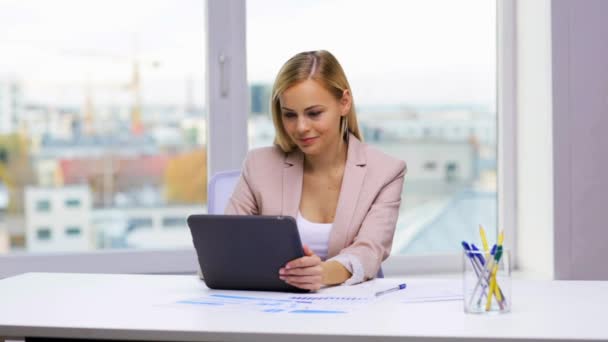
[
  {"xmin": 288, "ymin": 283, "xmax": 321, "ymax": 291},
  {"xmin": 302, "ymin": 244, "xmax": 314, "ymax": 256},
  {"xmin": 285, "ymin": 279, "xmax": 322, "ymax": 291},
  {"xmin": 281, "ymin": 265, "xmax": 322, "ymax": 276},
  {"xmin": 281, "ymin": 275, "xmax": 322, "ymax": 284},
  {"xmin": 286, "ymin": 255, "xmax": 321, "ymax": 269}
]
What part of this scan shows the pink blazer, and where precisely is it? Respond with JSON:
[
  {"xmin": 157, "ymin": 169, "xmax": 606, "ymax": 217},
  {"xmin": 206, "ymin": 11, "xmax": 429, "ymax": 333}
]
[{"xmin": 225, "ymin": 134, "xmax": 407, "ymax": 280}]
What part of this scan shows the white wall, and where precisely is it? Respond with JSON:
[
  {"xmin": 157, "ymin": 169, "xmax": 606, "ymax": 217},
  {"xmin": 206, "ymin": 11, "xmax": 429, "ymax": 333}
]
[
  {"xmin": 552, "ymin": 0, "xmax": 608, "ymax": 280},
  {"xmin": 516, "ymin": 0, "xmax": 608, "ymax": 280},
  {"xmin": 515, "ymin": 0, "xmax": 555, "ymax": 279}
]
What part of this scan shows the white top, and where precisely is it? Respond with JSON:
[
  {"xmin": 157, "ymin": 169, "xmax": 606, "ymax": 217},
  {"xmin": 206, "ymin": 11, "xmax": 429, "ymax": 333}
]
[
  {"xmin": 296, "ymin": 211, "xmax": 364, "ymax": 284},
  {"xmin": 2, "ymin": 273, "xmax": 608, "ymax": 342},
  {"xmin": 295, "ymin": 211, "xmax": 332, "ymax": 260}
]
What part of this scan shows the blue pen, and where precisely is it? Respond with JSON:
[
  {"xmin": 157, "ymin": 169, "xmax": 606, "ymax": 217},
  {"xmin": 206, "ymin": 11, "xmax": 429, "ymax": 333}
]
[
  {"xmin": 461, "ymin": 241, "xmax": 472, "ymax": 253},
  {"xmin": 470, "ymin": 243, "xmax": 486, "ymax": 265},
  {"xmin": 374, "ymin": 283, "xmax": 406, "ymax": 297},
  {"xmin": 462, "ymin": 241, "xmax": 480, "ymax": 264},
  {"xmin": 490, "ymin": 244, "xmax": 497, "ymax": 255},
  {"xmin": 462, "ymin": 242, "xmax": 481, "ymax": 265},
  {"xmin": 462, "ymin": 241, "xmax": 484, "ymax": 276}
]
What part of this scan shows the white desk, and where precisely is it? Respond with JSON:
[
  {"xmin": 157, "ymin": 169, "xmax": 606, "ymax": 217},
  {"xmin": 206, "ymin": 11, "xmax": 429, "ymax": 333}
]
[{"xmin": 1, "ymin": 273, "xmax": 607, "ymax": 341}]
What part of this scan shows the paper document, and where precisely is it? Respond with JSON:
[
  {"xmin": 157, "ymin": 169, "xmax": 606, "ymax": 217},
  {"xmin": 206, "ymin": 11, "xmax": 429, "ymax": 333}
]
[
  {"xmin": 175, "ymin": 279, "xmax": 463, "ymax": 314},
  {"xmin": 177, "ymin": 290, "xmax": 372, "ymax": 314},
  {"xmin": 395, "ymin": 279, "xmax": 463, "ymax": 303}
]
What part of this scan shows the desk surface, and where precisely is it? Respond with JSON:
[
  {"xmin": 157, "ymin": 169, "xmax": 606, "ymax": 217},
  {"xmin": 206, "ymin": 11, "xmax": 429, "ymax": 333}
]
[{"xmin": 0, "ymin": 273, "xmax": 607, "ymax": 342}]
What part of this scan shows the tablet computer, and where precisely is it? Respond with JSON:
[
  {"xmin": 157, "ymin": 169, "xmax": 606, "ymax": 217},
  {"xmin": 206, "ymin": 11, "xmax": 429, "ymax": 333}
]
[{"xmin": 187, "ymin": 214, "xmax": 309, "ymax": 293}]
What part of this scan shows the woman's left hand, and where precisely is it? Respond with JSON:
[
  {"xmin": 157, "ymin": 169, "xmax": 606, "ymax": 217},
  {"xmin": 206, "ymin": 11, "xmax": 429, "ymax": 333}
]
[{"xmin": 279, "ymin": 245, "xmax": 324, "ymax": 291}]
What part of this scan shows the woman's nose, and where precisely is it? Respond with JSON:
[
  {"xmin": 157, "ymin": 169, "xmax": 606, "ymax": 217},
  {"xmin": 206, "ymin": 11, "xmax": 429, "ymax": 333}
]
[{"xmin": 296, "ymin": 117, "xmax": 310, "ymax": 132}]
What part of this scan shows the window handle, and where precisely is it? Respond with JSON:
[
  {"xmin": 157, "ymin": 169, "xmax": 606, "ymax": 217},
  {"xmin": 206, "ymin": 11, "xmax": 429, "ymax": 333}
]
[{"xmin": 219, "ymin": 53, "xmax": 230, "ymax": 98}]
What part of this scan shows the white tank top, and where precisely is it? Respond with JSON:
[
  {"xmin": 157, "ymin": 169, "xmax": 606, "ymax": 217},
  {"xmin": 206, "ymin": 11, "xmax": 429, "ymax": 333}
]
[{"xmin": 296, "ymin": 211, "xmax": 332, "ymax": 260}]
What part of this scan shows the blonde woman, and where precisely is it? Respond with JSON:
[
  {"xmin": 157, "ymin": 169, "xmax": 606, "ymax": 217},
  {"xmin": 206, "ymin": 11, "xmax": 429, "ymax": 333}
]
[{"xmin": 226, "ymin": 50, "xmax": 406, "ymax": 290}]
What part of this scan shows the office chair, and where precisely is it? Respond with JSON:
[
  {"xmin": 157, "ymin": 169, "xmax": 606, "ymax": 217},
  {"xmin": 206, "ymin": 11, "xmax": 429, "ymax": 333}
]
[
  {"xmin": 206, "ymin": 169, "xmax": 385, "ymax": 278},
  {"xmin": 207, "ymin": 169, "xmax": 241, "ymax": 214}
]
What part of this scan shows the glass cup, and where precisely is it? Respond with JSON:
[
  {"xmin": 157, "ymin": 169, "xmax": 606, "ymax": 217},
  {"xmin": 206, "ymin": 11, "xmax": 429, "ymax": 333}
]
[{"xmin": 463, "ymin": 248, "xmax": 511, "ymax": 314}]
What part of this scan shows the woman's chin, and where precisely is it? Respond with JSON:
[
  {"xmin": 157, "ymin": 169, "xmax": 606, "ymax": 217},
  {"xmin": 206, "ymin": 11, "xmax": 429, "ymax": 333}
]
[{"xmin": 298, "ymin": 144, "xmax": 320, "ymax": 155}]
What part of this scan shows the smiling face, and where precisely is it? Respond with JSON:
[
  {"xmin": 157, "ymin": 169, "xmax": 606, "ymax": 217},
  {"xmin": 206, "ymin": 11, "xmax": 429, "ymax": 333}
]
[{"xmin": 279, "ymin": 79, "xmax": 351, "ymax": 156}]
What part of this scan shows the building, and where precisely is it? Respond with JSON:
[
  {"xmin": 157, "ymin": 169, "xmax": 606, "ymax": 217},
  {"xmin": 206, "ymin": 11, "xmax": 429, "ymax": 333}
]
[
  {"xmin": 91, "ymin": 204, "xmax": 202, "ymax": 249},
  {"xmin": 0, "ymin": 76, "xmax": 22, "ymax": 135},
  {"xmin": 25, "ymin": 185, "xmax": 93, "ymax": 252},
  {"xmin": 121, "ymin": 205, "xmax": 202, "ymax": 249},
  {"xmin": 250, "ymin": 83, "xmax": 271, "ymax": 115},
  {"xmin": 379, "ymin": 140, "xmax": 476, "ymax": 184}
]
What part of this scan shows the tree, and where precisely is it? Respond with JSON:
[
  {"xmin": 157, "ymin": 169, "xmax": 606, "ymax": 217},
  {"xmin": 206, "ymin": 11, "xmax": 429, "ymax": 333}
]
[
  {"xmin": 164, "ymin": 148, "xmax": 207, "ymax": 205},
  {"xmin": 0, "ymin": 134, "xmax": 35, "ymax": 214}
]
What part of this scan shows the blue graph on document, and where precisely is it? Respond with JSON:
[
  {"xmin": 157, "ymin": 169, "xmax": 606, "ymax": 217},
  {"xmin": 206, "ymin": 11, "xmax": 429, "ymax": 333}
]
[{"xmin": 177, "ymin": 293, "xmax": 371, "ymax": 314}]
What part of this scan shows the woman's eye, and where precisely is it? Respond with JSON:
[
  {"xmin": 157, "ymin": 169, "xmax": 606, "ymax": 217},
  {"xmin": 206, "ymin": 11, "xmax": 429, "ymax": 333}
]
[
  {"xmin": 283, "ymin": 112, "xmax": 297, "ymax": 118},
  {"xmin": 308, "ymin": 111, "xmax": 321, "ymax": 117}
]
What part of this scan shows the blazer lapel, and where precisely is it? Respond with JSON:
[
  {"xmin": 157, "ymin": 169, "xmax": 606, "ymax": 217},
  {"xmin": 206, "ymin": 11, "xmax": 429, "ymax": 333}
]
[
  {"xmin": 327, "ymin": 134, "xmax": 367, "ymax": 258},
  {"xmin": 282, "ymin": 149, "xmax": 304, "ymax": 218}
]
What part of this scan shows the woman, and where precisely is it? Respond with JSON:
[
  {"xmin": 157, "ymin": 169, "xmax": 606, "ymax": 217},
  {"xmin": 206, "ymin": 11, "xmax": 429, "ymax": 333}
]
[{"xmin": 226, "ymin": 50, "xmax": 406, "ymax": 291}]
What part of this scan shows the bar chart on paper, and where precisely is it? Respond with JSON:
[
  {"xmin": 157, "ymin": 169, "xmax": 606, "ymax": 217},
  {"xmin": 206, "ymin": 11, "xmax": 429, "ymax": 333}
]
[
  {"xmin": 176, "ymin": 292, "xmax": 373, "ymax": 314},
  {"xmin": 175, "ymin": 279, "xmax": 463, "ymax": 314}
]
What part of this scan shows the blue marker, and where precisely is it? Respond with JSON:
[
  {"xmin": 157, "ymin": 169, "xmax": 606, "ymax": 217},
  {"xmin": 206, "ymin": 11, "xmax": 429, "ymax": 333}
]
[{"xmin": 374, "ymin": 283, "xmax": 406, "ymax": 297}]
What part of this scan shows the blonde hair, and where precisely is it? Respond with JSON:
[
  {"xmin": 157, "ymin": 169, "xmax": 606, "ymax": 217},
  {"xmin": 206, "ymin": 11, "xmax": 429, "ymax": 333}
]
[{"xmin": 271, "ymin": 50, "xmax": 362, "ymax": 153}]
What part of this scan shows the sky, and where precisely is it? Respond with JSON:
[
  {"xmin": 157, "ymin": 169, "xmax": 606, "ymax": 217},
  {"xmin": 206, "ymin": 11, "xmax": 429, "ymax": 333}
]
[
  {"xmin": 0, "ymin": 0, "xmax": 206, "ymax": 107},
  {"xmin": 0, "ymin": 0, "xmax": 495, "ymax": 108},
  {"xmin": 247, "ymin": 0, "xmax": 496, "ymax": 107}
]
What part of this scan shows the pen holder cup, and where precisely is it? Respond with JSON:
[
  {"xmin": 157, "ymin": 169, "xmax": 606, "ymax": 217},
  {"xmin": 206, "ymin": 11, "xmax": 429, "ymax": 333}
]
[{"xmin": 463, "ymin": 249, "xmax": 511, "ymax": 314}]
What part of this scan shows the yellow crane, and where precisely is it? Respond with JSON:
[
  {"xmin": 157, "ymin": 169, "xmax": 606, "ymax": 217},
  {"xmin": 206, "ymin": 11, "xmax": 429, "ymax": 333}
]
[{"xmin": 59, "ymin": 42, "xmax": 161, "ymax": 136}]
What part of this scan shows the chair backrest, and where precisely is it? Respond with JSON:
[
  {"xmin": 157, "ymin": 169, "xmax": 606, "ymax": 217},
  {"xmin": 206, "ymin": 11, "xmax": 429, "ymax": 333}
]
[{"xmin": 207, "ymin": 170, "xmax": 241, "ymax": 214}]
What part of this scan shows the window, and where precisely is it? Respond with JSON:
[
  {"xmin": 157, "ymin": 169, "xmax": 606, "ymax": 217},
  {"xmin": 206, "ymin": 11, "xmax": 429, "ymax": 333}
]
[
  {"xmin": 247, "ymin": 0, "xmax": 498, "ymax": 255},
  {"xmin": 0, "ymin": 0, "xmax": 207, "ymax": 256},
  {"xmin": 162, "ymin": 217, "xmax": 185, "ymax": 228},
  {"xmin": 65, "ymin": 227, "xmax": 81, "ymax": 237},
  {"xmin": 424, "ymin": 161, "xmax": 437, "ymax": 171},
  {"xmin": 36, "ymin": 200, "xmax": 51, "ymax": 212},
  {"xmin": 37, "ymin": 228, "xmax": 52, "ymax": 241},
  {"xmin": 0, "ymin": 0, "xmax": 513, "ymax": 277},
  {"xmin": 127, "ymin": 218, "xmax": 154, "ymax": 231},
  {"xmin": 65, "ymin": 199, "xmax": 81, "ymax": 208}
]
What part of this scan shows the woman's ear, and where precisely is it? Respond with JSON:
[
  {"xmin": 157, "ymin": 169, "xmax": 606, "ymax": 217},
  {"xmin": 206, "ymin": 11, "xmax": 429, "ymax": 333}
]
[{"xmin": 341, "ymin": 89, "xmax": 352, "ymax": 116}]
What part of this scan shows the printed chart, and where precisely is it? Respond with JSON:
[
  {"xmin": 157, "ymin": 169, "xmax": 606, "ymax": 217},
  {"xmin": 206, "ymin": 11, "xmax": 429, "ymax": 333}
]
[{"xmin": 178, "ymin": 293, "xmax": 371, "ymax": 314}]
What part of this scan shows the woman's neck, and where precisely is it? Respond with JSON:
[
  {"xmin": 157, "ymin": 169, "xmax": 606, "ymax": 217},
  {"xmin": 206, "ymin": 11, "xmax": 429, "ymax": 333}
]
[{"xmin": 303, "ymin": 141, "xmax": 347, "ymax": 173}]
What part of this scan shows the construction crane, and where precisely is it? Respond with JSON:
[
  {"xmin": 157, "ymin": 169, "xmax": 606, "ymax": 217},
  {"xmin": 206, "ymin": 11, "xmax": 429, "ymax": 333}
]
[{"xmin": 58, "ymin": 42, "xmax": 161, "ymax": 136}]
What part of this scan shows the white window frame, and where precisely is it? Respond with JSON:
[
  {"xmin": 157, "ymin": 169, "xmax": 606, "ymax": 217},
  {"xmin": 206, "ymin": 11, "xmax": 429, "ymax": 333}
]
[{"xmin": 0, "ymin": 0, "xmax": 515, "ymax": 278}]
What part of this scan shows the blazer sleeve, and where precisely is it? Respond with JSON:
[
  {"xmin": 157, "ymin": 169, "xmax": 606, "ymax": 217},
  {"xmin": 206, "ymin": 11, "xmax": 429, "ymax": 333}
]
[
  {"xmin": 337, "ymin": 160, "xmax": 406, "ymax": 280},
  {"xmin": 224, "ymin": 152, "xmax": 259, "ymax": 215}
]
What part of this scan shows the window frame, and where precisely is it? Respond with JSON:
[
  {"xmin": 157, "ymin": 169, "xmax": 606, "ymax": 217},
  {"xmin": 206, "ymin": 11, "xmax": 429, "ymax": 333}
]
[{"xmin": 0, "ymin": 0, "xmax": 515, "ymax": 278}]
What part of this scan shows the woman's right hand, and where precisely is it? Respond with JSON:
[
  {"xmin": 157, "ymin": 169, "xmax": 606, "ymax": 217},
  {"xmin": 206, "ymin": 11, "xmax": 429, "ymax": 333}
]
[{"xmin": 279, "ymin": 245, "xmax": 324, "ymax": 291}]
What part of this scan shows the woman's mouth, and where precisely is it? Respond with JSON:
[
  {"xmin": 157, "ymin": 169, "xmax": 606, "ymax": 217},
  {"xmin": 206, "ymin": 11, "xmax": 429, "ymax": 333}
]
[{"xmin": 299, "ymin": 136, "xmax": 318, "ymax": 146}]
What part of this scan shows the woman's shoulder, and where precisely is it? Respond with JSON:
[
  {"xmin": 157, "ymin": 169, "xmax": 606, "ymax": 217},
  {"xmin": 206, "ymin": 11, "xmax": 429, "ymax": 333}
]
[
  {"xmin": 242, "ymin": 145, "xmax": 286, "ymax": 174},
  {"xmin": 246, "ymin": 145, "xmax": 285, "ymax": 162}
]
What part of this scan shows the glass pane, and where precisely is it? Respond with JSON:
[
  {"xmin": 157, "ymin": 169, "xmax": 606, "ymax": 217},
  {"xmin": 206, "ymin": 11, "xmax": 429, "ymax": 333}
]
[
  {"xmin": 0, "ymin": 0, "xmax": 207, "ymax": 254},
  {"xmin": 246, "ymin": 0, "xmax": 497, "ymax": 255}
]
